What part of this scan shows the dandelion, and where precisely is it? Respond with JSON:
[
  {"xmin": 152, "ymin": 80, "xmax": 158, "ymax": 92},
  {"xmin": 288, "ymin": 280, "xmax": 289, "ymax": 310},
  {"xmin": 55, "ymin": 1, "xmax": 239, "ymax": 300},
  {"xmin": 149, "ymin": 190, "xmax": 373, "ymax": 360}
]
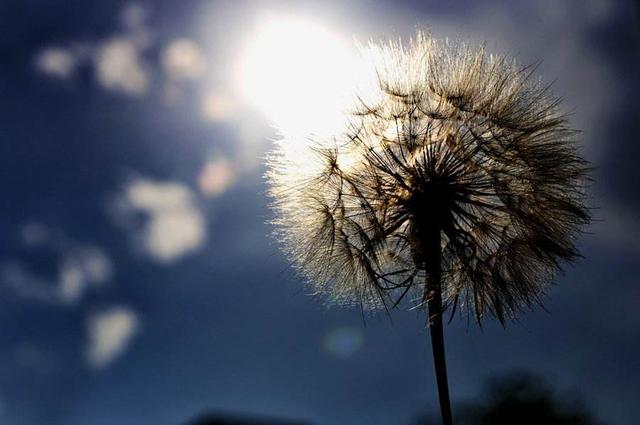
[{"xmin": 267, "ymin": 33, "xmax": 590, "ymax": 425}]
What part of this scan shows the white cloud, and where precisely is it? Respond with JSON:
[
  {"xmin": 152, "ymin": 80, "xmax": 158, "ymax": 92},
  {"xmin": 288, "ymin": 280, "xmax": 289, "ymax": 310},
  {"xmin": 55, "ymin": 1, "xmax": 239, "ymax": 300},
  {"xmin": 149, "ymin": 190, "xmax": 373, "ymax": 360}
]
[
  {"xmin": 162, "ymin": 39, "xmax": 207, "ymax": 81},
  {"xmin": 86, "ymin": 306, "xmax": 140, "ymax": 369},
  {"xmin": 1, "ymin": 263, "xmax": 56, "ymax": 304},
  {"xmin": 58, "ymin": 246, "xmax": 112, "ymax": 303},
  {"xmin": 116, "ymin": 178, "xmax": 207, "ymax": 263},
  {"xmin": 35, "ymin": 47, "xmax": 77, "ymax": 79},
  {"xmin": 34, "ymin": 3, "xmax": 153, "ymax": 96},
  {"xmin": 198, "ymin": 157, "xmax": 237, "ymax": 197},
  {"xmin": 1, "ymin": 244, "xmax": 113, "ymax": 305},
  {"xmin": 95, "ymin": 37, "xmax": 149, "ymax": 95}
]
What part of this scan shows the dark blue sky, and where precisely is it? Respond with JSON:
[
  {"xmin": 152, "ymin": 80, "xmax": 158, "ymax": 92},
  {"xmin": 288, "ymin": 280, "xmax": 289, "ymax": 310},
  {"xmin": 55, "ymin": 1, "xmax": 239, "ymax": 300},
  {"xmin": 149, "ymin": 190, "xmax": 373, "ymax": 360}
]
[{"xmin": 0, "ymin": 1, "xmax": 638, "ymax": 425}]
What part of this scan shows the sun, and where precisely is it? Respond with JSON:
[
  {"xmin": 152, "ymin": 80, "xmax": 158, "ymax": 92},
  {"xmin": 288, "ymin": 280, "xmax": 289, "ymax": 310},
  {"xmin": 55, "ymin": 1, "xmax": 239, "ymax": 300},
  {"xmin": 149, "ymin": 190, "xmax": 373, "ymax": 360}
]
[{"xmin": 237, "ymin": 14, "xmax": 362, "ymax": 136}]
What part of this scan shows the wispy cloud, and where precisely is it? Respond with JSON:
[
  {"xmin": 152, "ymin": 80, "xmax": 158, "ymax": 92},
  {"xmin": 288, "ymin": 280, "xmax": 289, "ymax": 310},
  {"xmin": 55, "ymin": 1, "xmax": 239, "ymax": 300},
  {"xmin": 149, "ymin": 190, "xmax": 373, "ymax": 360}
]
[
  {"xmin": 85, "ymin": 306, "xmax": 140, "ymax": 369},
  {"xmin": 1, "ymin": 230, "xmax": 113, "ymax": 306},
  {"xmin": 32, "ymin": 2, "xmax": 214, "ymax": 100},
  {"xmin": 34, "ymin": 47, "xmax": 77, "ymax": 79},
  {"xmin": 197, "ymin": 157, "xmax": 237, "ymax": 198},
  {"xmin": 33, "ymin": 2, "xmax": 153, "ymax": 96},
  {"xmin": 94, "ymin": 37, "xmax": 149, "ymax": 95},
  {"xmin": 162, "ymin": 39, "xmax": 207, "ymax": 82},
  {"xmin": 90, "ymin": 2, "xmax": 152, "ymax": 96},
  {"xmin": 58, "ymin": 246, "xmax": 113, "ymax": 302},
  {"xmin": 114, "ymin": 177, "xmax": 207, "ymax": 263},
  {"xmin": 31, "ymin": 1, "xmax": 239, "ymax": 132}
]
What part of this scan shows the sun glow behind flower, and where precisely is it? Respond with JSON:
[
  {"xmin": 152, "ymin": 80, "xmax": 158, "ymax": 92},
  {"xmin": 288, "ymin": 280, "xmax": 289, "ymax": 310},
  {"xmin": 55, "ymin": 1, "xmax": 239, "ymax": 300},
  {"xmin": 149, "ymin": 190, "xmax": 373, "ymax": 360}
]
[{"xmin": 237, "ymin": 15, "xmax": 364, "ymax": 136}]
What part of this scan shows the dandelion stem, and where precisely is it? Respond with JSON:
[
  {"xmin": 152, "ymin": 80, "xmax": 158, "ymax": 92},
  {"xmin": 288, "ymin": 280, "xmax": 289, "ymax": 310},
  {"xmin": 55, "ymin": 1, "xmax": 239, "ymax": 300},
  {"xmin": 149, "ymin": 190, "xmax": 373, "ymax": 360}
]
[{"xmin": 426, "ymin": 229, "xmax": 453, "ymax": 425}]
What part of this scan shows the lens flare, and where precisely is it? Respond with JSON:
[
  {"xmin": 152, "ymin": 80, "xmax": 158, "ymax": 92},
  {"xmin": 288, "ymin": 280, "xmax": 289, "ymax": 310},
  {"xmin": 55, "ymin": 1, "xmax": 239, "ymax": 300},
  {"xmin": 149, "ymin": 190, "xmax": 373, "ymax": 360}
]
[{"xmin": 323, "ymin": 327, "xmax": 364, "ymax": 358}]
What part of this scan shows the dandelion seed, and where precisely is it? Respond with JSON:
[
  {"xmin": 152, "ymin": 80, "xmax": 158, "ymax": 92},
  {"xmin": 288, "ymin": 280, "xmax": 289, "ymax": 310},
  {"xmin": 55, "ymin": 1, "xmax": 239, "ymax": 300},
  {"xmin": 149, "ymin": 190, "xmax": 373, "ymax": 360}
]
[{"xmin": 266, "ymin": 32, "xmax": 590, "ymax": 425}]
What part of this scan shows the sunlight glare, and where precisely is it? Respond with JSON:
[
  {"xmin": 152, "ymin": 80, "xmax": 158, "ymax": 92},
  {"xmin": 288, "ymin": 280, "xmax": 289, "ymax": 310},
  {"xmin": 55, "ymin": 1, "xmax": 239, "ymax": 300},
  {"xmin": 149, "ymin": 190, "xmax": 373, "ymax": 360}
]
[{"xmin": 238, "ymin": 15, "xmax": 362, "ymax": 136}]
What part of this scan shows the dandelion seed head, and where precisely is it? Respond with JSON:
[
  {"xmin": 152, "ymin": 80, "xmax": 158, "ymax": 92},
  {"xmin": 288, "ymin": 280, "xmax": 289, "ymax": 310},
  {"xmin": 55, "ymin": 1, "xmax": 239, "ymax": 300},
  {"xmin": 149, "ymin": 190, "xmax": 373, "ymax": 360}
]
[{"xmin": 267, "ymin": 33, "xmax": 590, "ymax": 324}]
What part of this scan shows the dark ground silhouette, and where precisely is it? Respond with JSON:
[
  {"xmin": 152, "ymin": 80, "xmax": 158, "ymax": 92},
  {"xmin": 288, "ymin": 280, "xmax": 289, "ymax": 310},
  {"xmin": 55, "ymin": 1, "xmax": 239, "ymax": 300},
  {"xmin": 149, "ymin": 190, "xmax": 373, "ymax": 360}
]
[
  {"xmin": 412, "ymin": 372, "xmax": 606, "ymax": 425},
  {"xmin": 183, "ymin": 372, "xmax": 606, "ymax": 425},
  {"xmin": 185, "ymin": 412, "xmax": 311, "ymax": 425}
]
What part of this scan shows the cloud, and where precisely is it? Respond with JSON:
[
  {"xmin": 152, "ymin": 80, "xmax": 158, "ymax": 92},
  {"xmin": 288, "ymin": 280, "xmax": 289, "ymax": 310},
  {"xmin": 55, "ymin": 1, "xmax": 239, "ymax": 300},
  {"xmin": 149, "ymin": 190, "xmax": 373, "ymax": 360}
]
[
  {"xmin": 94, "ymin": 37, "xmax": 149, "ymax": 95},
  {"xmin": 197, "ymin": 157, "xmax": 237, "ymax": 197},
  {"xmin": 115, "ymin": 178, "xmax": 207, "ymax": 263},
  {"xmin": 34, "ymin": 2, "xmax": 238, "ymax": 124},
  {"xmin": 93, "ymin": 3, "xmax": 153, "ymax": 95},
  {"xmin": 162, "ymin": 39, "xmax": 207, "ymax": 81},
  {"xmin": 34, "ymin": 47, "xmax": 77, "ymax": 79},
  {"xmin": 33, "ymin": 3, "xmax": 152, "ymax": 96},
  {"xmin": 85, "ymin": 307, "xmax": 140, "ymax": 369},
  {"xmin": 58, "ymin": 246, "xmax": 112, "ymax": 303},
  {"xmin": 1, "ymin": 234, "xmax": 113, "ymax": 305},
  {"xmin": 1, "ymin": 263, "xmax": 57, "ymax": 304}
]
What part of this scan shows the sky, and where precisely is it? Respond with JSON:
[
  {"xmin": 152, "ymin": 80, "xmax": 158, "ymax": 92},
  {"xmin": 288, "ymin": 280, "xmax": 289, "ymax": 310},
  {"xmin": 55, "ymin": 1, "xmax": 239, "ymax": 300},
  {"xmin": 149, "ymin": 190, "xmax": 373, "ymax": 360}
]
[{"xmin": 0, "ymin": 1, "xmax": 639, "ymax": 424}]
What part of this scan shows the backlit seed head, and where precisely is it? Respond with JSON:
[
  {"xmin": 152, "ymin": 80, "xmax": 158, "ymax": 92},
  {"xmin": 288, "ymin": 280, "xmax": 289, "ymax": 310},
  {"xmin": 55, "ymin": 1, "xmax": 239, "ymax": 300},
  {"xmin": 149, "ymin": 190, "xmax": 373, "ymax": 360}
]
[{"xmin": 267, "ymin": 33, "xmax": 590, "ymax": 324}]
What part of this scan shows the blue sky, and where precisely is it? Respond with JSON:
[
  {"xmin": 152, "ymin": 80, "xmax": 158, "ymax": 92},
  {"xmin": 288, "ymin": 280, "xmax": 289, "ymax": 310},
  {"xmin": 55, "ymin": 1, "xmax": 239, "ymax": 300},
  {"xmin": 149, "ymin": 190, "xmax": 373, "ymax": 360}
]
[{"xmin": 0, "ymin": 1, "xmax": 638, "ymax": 424}]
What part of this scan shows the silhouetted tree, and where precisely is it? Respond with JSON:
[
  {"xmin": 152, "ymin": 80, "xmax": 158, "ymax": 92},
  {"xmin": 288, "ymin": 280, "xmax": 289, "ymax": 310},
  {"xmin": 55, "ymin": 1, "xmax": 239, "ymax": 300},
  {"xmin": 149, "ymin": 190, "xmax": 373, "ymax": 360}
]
[{"xmin": 412, "ymin": 372, "xmax": 605, "ymax": 425}]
